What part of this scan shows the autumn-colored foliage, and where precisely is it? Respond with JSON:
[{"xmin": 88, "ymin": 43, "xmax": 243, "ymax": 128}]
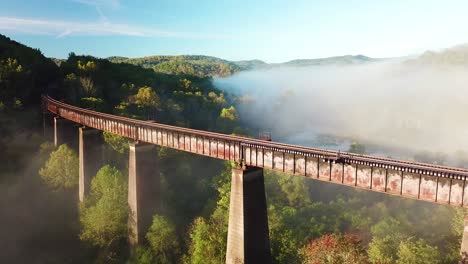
[{"xmin": 300, "ymin": 233, "xmax": 367, "ymax": 264}]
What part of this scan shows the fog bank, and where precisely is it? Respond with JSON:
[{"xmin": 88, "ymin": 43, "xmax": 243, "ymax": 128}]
[{"xmin": 214, "ymin": 62, "xmax": 468, "ymax": 160}]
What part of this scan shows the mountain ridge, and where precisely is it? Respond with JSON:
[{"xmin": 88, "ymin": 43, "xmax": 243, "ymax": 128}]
[
  {"xmin": 56, "ymin": 42, "xmax": 468, "ymax": 78},
  {"xmin": 105, "ymin": 54, "xmax": 383, "ymax": 77}
]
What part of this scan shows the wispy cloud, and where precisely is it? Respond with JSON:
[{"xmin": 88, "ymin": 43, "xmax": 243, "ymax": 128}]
[
  {"xmin": 0, "ymin": 16, "xmax": 219, "ymax": 39},
  {"xmin": 71, "ymin": 0, "xmax": 121, "ymax": 22},
  {"xmin": 72, "ymin": 0, "xmax": 121, "ymax": 9}
]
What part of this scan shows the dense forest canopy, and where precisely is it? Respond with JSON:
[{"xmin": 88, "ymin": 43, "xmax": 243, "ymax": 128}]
[
  {"xmin": 107, "ymin": 55, "xmax": 242, "ymax": 78},
  {"xmin": 0, "ymin": 34, "xmax": 60, "ymax": 108},
  {"xmin": 0, "ymin": 33, "xmax": 466, "ymax": 264}
]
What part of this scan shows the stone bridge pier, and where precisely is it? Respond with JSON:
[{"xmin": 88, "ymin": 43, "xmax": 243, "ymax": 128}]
[
  {"xmin": 53, "ymin": 117, "xmax": 101, "ymax": 202},
  {"xmin": 128, "ymin": 142, "xmax": 161, "ymax": 245},
  {"xmin": 226, "ymin": 166, "xmax": 272, "ymax": 264},
  {"xmin": 78, "ymin": 127, "xmax": 103, "ymax": 202}
]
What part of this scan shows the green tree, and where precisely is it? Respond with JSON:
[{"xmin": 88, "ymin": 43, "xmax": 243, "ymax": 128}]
[
  {"xmin": 184, "ymin": 167, "xmax": 231, "ymax": 264},
  {"xmin": 448, "ymin": 208, "xmax": 466, "ymax": 262},
  {"xmin": 0, "ymin": 58, "xmax": 25, "ymax": 109},
  {"xmin": 368, "ymin": 237, "xmax": 397, "ymax": 264},
  {"xmin": 184, "ymin": 215, "xmax": 227, "ymax": 264},
  {"xmin": 80, "ymin": 97, "xmax": 104, "ymax": 111},
  {"xmin": 276, "ymin": 174, "xmax": 311, "ymax": 207},
  {"xmin": 77, "ymin": 60, "xmax": 97, "ymax": 72},
  {"xmin": 80, "ymin": 165, "xmax": 128, "ymax": 249},
  {"xmin": 265, "ymin": 171, "xmax": 344, "ymax": 264},
  {"xmin": 39, "ymin": 144, "xmax": 78, "ymax": 190},
  {"xmin": 217, "ymin": 106, "xmax": 239, "ymax": 133},
  {"xmin": 0, "ymin": 58, "xmax": 22, "ymax": 77},
  {"xmin": 132, "ymin": 86, "xmax": 160, "ymax": 108},
  {"xmin": 219, "ymin": 106, "xmax": 238, "ymax": 121},
  {"xmin": 368, "ymin": 217, "xmax": 405, "ymax": 263},
  {"xmin": 79, "ymin": 77, "xmax": 97, "ymax": 97},
  {"xmin": 103, "ymin": 131, "xmax": 130, "ymax": 154},
  {"xmin": 180, "ymin": 78, "xmax": 192, "ymax": 89},
  {"xmin": 131, "ymin": 86, "xmax": 161, "ymax": 119},
  {"xmin": 208, "ymin": 92, "xmax": 226, "ymax": 105},
  {"xmin": 146, "ymin": 215, "xmax": 181, "ymax": 263},
  {"xmin": 396, "ymin": 238, "xmax": 441, "ymax": 264},
  {"xmin": 129, "ymin": 246, "xmax": 154, "ymax": 264}
]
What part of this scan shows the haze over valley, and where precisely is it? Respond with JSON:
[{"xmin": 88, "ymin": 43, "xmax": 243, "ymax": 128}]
[{"xmin": 214, "ymin": 46, "xmax": 468, "ymax": 166}]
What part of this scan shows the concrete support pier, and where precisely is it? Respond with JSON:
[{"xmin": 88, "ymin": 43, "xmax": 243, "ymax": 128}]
[
  {"xmin": 79, "ymin": 127, "xmax": 102, "ymax": 202},
  {"xmin": 128, "ymin": 142, "xmax": 160, "ymax": 245},
  {"xmin": 226, "ymin": 166, "xmax": 272, "ymax": 264}
]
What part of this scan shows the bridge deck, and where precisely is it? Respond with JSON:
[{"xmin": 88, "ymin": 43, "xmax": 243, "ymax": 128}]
[{"xmin": 44, "ymin": 95, "xmax": 468, "ymax": 207}]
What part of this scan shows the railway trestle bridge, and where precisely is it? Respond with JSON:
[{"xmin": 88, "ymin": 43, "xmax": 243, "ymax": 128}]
[{"xmin": 43, "ymin": 95, "xmax": 468, "ymax": 263}]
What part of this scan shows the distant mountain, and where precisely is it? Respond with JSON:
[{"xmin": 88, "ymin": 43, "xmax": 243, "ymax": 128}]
[
  {"xmin": 231, "ymin": 59, "xmax": 267, "ymax": 70},
  {"xmin": 108, "ymin": 55, "xmax": 241, "ymax": 77},
  {"xmin": 232, "ymin": 54, "xmax": 380, "ymax": 69},
  {"xmin": 406, "ymin": 44, "xmax": 468, "ymax": 66},
  {"xmin": 280, "ymin": 55, "xmax": 376, "ymax": 67},
  {"xmin": 106, "ymin": 54, "xmax": 380, "ymax": 77}
]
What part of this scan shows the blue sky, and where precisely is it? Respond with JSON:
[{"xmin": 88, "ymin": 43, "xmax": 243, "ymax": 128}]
[{"xmin": 1, "ymin": 0, "xmax": 468, "ymax": 62}]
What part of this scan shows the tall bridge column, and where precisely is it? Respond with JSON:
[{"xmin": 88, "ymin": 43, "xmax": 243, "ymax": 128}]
[
  {"xmin": 226, "ymin": 166, "xmax": 272, "ymax": 264},
  {"xmin": 128, "ymin": 142, "xmax": 160, "ymax": 245},
  {"xmin": 79, "ymin": 127, "xmax": 102, "ymax": 202}
]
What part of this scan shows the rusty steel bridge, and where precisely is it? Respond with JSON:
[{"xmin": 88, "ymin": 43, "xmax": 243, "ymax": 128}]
[{"xmin": 43, "ymin": 95, "xmax": 468, "ymax": 208}]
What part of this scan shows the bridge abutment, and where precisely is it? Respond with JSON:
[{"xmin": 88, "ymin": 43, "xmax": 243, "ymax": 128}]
[
  {"xmin": 78, "ymin": 127, "xmax": 103, "ymax": 202},
  {"xmin": 226, "ymin": 166, "xmax": 272, "ymax": 264},
  {"xmin": 128, "ymin": 142, "xmax": 160, "ymax": 245}
]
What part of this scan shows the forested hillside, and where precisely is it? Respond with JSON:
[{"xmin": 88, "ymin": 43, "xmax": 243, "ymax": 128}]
[
  {"xmin": 0, "ymin": 34, "xmax": 241, "ymax": 263},
  {"xmin": 407, "ymin": 45, "xmax": 468, "ymax": 66},
  {"xmin": 0, "ymin": 34, "xmax": 465, "ymax": 264},
  {"xmin": 230, "ymin": 59, "xmax": 267, "ymax": 70},
  {"xmin": 281, "ymin": 54, "xmax": 376, "ymax": 66},
  {"xmin": 0, "ymin": 35, "xmax": 60, "ymax": 108},
  {"xmin": 108, "ymin": 55, "xmax": 241, "ymax": 77},
  {"xmin": 107, "ymin": 54, "xmax": 379, "ymax": 77}
]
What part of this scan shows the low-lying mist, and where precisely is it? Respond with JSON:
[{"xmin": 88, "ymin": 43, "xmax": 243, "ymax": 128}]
[{"xmin": 214, "ymin": 61, "xmax": 468, "ymax": 163}]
